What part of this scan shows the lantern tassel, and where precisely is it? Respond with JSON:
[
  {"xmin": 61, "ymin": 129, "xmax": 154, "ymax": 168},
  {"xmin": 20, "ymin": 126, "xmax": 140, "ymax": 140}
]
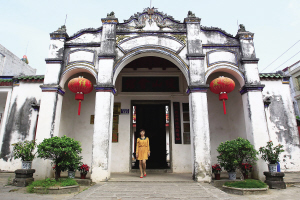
[
  {"xmin": 78, "ymin": 100, "xmax": 81, "ymax": 115},
  {"xmin": 223, "ymin": 99, "xmax": 226, "ymax": 115}
]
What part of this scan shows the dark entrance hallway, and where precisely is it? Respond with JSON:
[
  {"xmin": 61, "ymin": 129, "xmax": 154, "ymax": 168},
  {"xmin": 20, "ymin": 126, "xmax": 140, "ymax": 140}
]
[{"xmin": 133, "ymin": 102, "xmax": 169, "ymax": 169}]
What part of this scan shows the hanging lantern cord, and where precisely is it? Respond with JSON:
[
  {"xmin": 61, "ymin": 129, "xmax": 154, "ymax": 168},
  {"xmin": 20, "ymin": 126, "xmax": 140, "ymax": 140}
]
[{"xmin": 223, "ymin": 99, "xmax": 226, "ymax": 115}]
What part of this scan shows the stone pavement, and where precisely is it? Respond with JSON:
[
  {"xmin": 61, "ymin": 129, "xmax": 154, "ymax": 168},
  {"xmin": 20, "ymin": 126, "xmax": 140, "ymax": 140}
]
[{"xmin": 0, "ymin": 172, "xmax": 300, "ymax": 199}]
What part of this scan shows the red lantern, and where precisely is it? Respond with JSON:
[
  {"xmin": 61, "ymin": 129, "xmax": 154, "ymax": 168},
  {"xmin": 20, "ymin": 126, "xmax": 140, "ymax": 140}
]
[
  {"xmin": 209, "ymin": 76, "xmax": 235, "ymax": 115},
  {"xmin": 68, "ymin": 77, "xmax": 93, "ymax": 115}
]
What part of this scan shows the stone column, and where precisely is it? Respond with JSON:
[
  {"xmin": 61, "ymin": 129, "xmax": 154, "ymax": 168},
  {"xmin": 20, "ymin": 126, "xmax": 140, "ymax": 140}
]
[
  {"xmin": 90, "ymin": 14, "xmax": 118, "ymax": 182},
  {"xmin": 33, "ymin": 26, "xmax": 67, "ymax": 180},
  {"xmin": 237, "ymin": 28, "xmax": 269, "ymax": 180},
  {"xmin": 185, "ymin": 12, "xmax": 211, "ymax": 182},
  {"xmin": 188, "ymin": 86, "xmax": 211, "ymax": 182}
]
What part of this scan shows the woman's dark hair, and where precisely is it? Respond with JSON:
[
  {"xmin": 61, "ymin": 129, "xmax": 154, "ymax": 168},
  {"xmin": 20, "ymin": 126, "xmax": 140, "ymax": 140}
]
[{"xmin": 140, "ymin": 129, "xmax": 145, "ymax": 133}]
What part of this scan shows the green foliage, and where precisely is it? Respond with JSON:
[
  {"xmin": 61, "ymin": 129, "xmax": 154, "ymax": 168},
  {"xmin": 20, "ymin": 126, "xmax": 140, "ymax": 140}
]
[
  {"xmin": 217, "ymin": 137, "xmax": 258, "ymax": 172},
  {"xmin": 12, "ymin": 140, "xmax": 36, "ymax": 161},
  {"xmin": 37, "ymin": 135, "xmax": 82, "ymax": 179},
  {"xmin": 259, "ymin": 141, "xmax": 284, "ymax": 164},
  {"xmin": 224, "ymin": 179, "xmax": 268, "ymax": 188},
  {"xmin": 26, "ymin": 178, "xmax": 78, "ymax": 193}
]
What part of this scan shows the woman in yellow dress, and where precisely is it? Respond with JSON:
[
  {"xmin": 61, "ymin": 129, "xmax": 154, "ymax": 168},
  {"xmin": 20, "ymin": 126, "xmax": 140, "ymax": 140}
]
[{"xmin": 136, "ymin": 129, "xmax": 150, "ymax": 178}]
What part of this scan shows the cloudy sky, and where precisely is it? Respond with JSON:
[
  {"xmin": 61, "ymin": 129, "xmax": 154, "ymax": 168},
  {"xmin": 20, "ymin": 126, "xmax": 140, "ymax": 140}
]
[{"xmin": 1, "ymin": 0, "xmax": 300, "ymax": 74}]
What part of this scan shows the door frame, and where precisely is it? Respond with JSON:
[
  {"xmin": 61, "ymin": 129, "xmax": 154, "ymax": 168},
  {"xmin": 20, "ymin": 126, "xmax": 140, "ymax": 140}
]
[{"xmin": 130, "ymin": 100, "xmax": 172, "ymax": 171}]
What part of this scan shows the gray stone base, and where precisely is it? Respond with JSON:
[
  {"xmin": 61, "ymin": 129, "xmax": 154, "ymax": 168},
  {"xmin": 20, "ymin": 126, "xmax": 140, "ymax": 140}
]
[
  {"xmin": 34, "ymin": 185, "xmax": 80, "ymax": 194},
  {"xmin": 264, "ymin": 172, "xmax": 286, "ymax": 189},
  {"xmin": 13, "ymin": 169, "xmax": 35, "ymax": 187},
  {"xmin": 75, "ymin": 179, "xmax": 92, "ymax": 186},
  {"xmin": 222, "ymin": 185, "xmax": 268, "ymax": 195}
]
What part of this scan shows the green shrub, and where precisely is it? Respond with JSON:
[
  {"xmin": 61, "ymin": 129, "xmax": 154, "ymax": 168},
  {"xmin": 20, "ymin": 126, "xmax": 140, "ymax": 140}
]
[
  {"xmin": 12, "ymin": 140, "xmax": 36, "ymax": 161},
  {"xmin": 26, "ymin": 178, "xmax": 78, "ymax": 193},
  {"xmin": 37, "ymin": 135, "xmax": 82, "ymax": 180},
  {"xmin": 217, "ymin": 137, "xmax": 258, "ymax": 172},
  {"xmin": 224, "ymin": 179, "xmax": 268, "ymax": 188},
  {"xmin": 259, "ymin": 141, "xmax": 284, "ymax": 164}
]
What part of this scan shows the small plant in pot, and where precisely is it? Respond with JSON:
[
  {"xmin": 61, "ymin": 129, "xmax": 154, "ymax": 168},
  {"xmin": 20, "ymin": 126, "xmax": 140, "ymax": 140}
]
[
  {"xmin": 212, "ymin": 164, "xmax": 222, "ymax": 180},
  {"xmin": 78, "ymin": 164, "xmax": 90, "ymax": 179},
  {"xmin": 37, "ymin": 135, "xmax": 82, "ymax": 180},
  {"xmin": 241, "ymin": 163, "xmax": 252, "ymax": 179},
  {"xmin": 65, "ymin": 155, "xmax": 82, "ymax": 179},
  {"xmin": 12, "ymin": 140, "xmax": 36, "ymax": 169},
  {"xmin": 259, "ymin": 141, "xmax": 284, "ymax": 172},
  {"xmin": 217, "ymin": 137, "xmax": 258, "ymax": 180}
]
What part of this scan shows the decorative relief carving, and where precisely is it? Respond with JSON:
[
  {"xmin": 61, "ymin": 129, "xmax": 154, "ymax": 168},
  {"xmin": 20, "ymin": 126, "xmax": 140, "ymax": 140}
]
[
  {"xmin": 118, "ymin": 7, "xmax": 185, "ymax": 31},
  {"xmin": 172, "ymin": 35, "xmax": 186, "ymax": 44},
  {"xmin": 116, "ymin": 35, "xmax": 130, "ymax": 44}
]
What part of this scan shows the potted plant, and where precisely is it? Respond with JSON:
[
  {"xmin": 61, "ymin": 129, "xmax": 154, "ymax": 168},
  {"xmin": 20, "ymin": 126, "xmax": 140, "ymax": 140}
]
[
  {"xmin": 37, "ymin": 135, "xmax": 82, "ymax": 180},
  {"xmin": 241, "ymin": 163, "xmax": 252, "ymax": 179},
  {"xmin": 259, "ymin": 141, "xmax": 284, "ymax": 172},
  {"xmin": 78, "ymin": 164, "xmax": 90, "ymax": 179},
  {"xmin": 217, "ymin": 137, "xmax": 258, "ymax": 180},
  {"xmin": 12, "ymin": 140, "xmax": 36, "ymax": 169},
  {"xmin": 65, "ymin": 155, "xmax": 82, "ymax": 179},
  {"xmin": 212, "ymin": 164, "xmax": 222, "ymax": 180}
]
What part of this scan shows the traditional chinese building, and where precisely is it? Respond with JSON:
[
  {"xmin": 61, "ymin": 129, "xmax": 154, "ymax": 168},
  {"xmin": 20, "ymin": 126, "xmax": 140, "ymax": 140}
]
[{"xmin": 0, "ymin": 8, "xmax": 299, "ymax": 182}]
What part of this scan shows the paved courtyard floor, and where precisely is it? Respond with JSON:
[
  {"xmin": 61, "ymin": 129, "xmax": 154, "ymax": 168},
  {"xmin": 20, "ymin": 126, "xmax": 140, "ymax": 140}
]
[{"xmin": 0, "ymin": 172, "xmax": 299, "ymax": 199}]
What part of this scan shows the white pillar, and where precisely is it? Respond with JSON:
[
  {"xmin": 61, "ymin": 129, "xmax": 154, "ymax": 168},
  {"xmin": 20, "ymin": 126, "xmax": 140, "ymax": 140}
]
[
  {"xmin": 188, "ymin": 87, "xmax": 211, "ymax": 182},
  {"xmin": 91, "ymin": 86, "xmax": 115, "ymax": 182},
  {"xmin": 33, "ymin": 87, "xmax": 64, "ymax": 180},
  {"xmin": 241, "ymin": 87, "xmax": 269, "ymax": 180}
]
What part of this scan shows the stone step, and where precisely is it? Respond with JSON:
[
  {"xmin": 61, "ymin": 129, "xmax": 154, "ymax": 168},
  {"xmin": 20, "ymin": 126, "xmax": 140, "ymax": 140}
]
[{"xmin": 130, "ymin": 169, "xmax": 172, "ymax": 173}]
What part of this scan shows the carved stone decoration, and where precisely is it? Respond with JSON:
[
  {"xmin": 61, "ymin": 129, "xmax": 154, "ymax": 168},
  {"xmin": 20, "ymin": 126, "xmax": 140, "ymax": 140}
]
[
  {"xmin": 116, "ymin": 35, "xmax": 130, "ymax": 44},
  {"xmin": 107, "ymin": 11, "xmax": 115, "ymax": 18},
  {"xmin": 188, "ymin": 11, "xmax": 195, "ymax": 17},
  {"xmin": 238, "ymin": 24, "xmax": 246, "ymax": 32},
  {"xmin": 173, "ymin": 35, "xmax": 186, "ymax": 44},
  {"xmin": 118, "ymin": 7, "xmax": 186, "ymax": 32},
  {"xmin": 56, "ymin": 25, "xmax": 67, "ymax": 33}
]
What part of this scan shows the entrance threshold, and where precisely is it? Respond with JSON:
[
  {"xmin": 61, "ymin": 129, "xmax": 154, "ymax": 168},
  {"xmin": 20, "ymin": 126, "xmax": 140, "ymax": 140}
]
[
  {"xmin": 109, "ymin": 173, "xmax": 193, "ymax": 182},
  {"xmin": 130, "ymin": 169, "xmax": 172, "ymax": 173}
]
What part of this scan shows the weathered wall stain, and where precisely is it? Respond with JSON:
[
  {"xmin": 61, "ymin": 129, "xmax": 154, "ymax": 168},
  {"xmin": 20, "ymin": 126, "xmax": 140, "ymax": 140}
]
[
  {"xmin": 0, "ymin": 97, "xmax": 37, "ymax": 161},
  {"xmin": 269, "ymin": 95, "xmax": 293, "ymax": 149}
]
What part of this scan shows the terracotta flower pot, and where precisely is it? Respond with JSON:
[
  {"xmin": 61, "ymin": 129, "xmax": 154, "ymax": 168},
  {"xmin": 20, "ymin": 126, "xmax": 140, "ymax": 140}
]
[
  {"xmin": 80, "ymin": 173, "xmax": 87, "ymax": 179},
  {"xmin": 214, "ymin": 173, "xmax": 220, "ymax": 180}
]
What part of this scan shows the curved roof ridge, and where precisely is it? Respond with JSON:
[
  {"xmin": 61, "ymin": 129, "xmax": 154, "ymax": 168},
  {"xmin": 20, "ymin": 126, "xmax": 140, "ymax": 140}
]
[
  {"xmin": 67, "ymin": 27, "xmax": 103, "ymax": 41},
  {"xmin": 201, "ymin": 26, "xmax": 234, "ymax": 38}
]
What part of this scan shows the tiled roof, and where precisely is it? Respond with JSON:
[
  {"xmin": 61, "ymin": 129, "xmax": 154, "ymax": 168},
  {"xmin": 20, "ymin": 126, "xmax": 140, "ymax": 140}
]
[
  {"xmin": 259, "ymin": 73, "xmax": 283, "ymax": 79},
  {"xmin": 0, "ymin": 79, "xmax": 13, "ymax": 82},
  {"xmin": 15, "ymin": 75, "xmax": 44, "ymax": 80}
]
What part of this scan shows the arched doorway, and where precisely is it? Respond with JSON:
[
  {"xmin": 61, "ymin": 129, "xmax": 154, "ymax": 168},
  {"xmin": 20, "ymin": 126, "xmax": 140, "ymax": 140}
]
[
  {"xmin": 111, "ymin": 55, "xmax": 191, "ymax": 173},
  {"xmin": 58, "ymin": 71, "xmax": 97, "ymax": 166},
  {"xmin": 206, "ymin": 70, "xmax": 247, "ymax": 164}
]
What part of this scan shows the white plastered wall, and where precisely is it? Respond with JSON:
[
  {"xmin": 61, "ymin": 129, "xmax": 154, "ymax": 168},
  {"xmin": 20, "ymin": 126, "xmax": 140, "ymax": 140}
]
[
  {"xmin": 262, "ymin": 79, "xmax": 300, "ymax": 172},
  {"xmin": 207, "ymin": 72, "xmax": 247, "ymax": 165},
  {"xmin": 58, "ymin": 73, "xmax": 96, "ymax": 168},
  {"xmin": 0, "ymin": 82, "xmax": 42, "ymax": 171}
]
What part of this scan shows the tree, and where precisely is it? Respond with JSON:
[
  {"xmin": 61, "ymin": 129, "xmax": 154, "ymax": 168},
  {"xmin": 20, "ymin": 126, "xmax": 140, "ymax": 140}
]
[
  {"xmin": 217, "ymin": 137, "xmax": 258, "ymax": 172},
  {"xmin": 37, "ymin": 135, "xmax": 82, "ymax": 180}
]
